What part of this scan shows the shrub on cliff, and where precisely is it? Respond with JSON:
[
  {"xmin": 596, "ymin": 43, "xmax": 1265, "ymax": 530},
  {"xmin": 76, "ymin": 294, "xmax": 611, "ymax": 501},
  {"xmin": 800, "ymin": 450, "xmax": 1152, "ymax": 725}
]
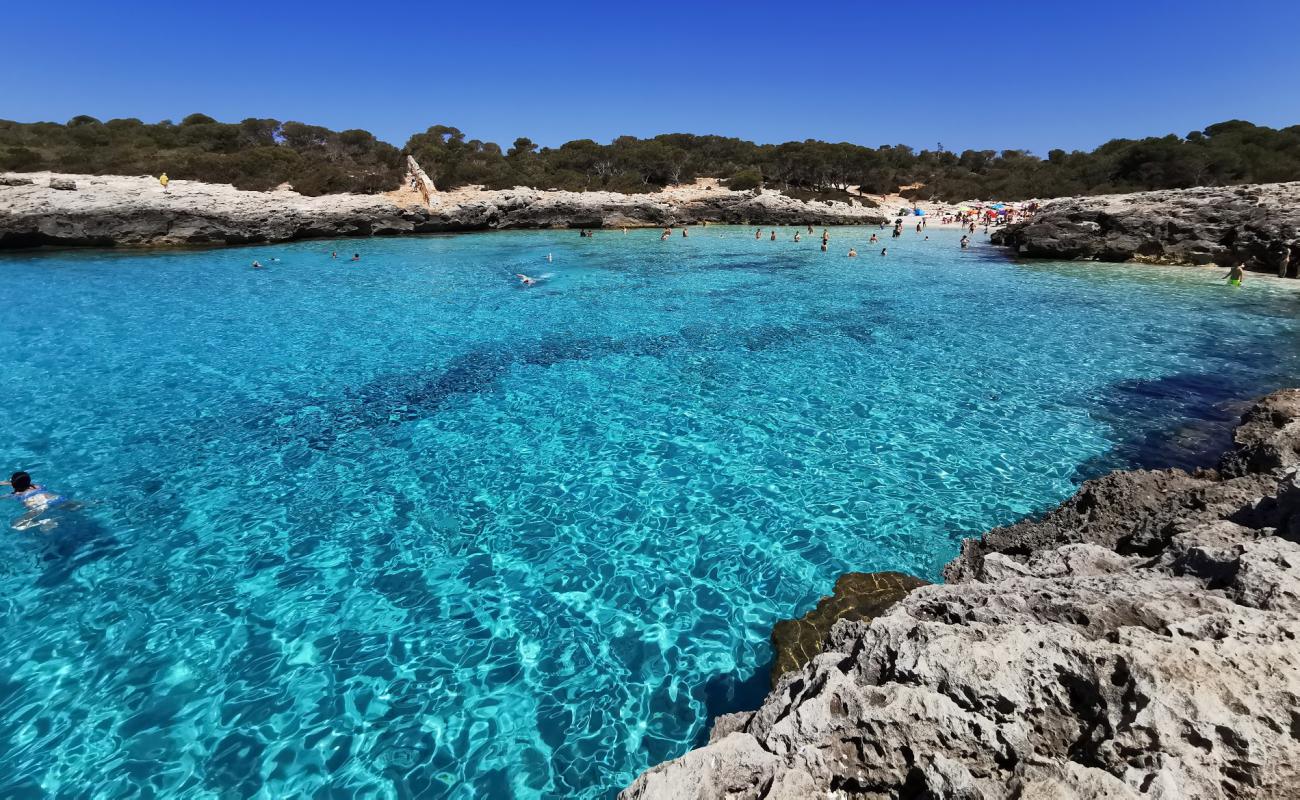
[{"xmin": 726, "ymin": 168, "xmax": 763, "ymax": 191}]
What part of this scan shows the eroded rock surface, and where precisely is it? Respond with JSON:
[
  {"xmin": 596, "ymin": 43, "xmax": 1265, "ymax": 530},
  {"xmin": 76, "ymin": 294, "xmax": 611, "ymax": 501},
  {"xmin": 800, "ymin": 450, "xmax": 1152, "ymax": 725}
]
[
  {"xmin": 622, "ymin": 390, "xmax": 1300, "ymax": 800},
  {"xmin": 0, "ymin": 172, "xmax": 886, "ymax": 249},
  {"xmin": 990, "ymin": 182, "xmax": 1300, "ymax": 276}
]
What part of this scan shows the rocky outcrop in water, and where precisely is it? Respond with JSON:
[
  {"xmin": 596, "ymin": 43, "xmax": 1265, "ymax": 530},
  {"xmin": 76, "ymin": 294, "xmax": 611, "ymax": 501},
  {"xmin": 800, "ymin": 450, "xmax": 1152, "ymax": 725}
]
[
  {"xmin": 768, "ymin": 571, "xmax": 927, "ymax": 687},
  {"xmin": 622, "ymin": 389, "xmax": 1300, "ymax": 800},
  {"xmin": 0, "ymin": 172, "xmax": 886, "ymax": 249},
  {"xmin": 990, "ymin": 182, "xmax": 1300, "ymax": 276}
]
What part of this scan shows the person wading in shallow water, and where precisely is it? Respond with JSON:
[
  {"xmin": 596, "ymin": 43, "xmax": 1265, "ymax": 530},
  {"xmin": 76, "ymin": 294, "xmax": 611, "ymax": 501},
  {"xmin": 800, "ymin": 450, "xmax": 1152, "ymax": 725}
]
[{"xmin": 1226, "ymin": 262, "xmax": 1245, "ymax": 287}]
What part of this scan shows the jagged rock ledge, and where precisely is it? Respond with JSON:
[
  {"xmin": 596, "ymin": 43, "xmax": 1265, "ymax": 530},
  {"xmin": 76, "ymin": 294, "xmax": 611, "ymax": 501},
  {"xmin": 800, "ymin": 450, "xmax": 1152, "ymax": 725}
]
[
  {"xmin": 622, "ymin": 389, "xmax": 1300, "ymax": 799},
  {"xmin": 0, "ymin": 172, "xmax": 886, "ymax": 249},
  {"xmin": 991, "ymin": 181, "xmax": 1300, "ymax": 276}
]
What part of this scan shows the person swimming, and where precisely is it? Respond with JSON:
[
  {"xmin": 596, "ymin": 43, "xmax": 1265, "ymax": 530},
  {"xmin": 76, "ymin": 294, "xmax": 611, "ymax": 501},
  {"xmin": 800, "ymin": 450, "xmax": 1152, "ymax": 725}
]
[
  {"xmin": 661, "ymin": 227, "xmax": 672, "ymax": 240},
  {"xmin": 4, "ymin": 471, "xmax": 70, "ymax": 531},
  {"xmin": 755, "ymin": 229, "xmax": 762, "ymax": 239},
  {"xmin": 351, "ymin": 254, "xmax": 360, "ymax": 261},
  {"xmin": 681, "ymin": 227, "xmax": 689, "ymax": 237},
  {"xmin": 770, "ymin": 231, "xmax": 777, "ymax": 241},
  {"xmin": 960, "ymin": 235, "xmax": 970, "ymax": 249},
  {"xmin": 1226, "ymin": 263, "xmax": 1245, "ymax": 286},
  {"xmin": 848, "ymin": 248, "xmax": 858, "ymax": 257},
  {"xmin": 881, "ymin": 247, "xmax": 888, "ymax": 256},
  {"xmin": 251, "ymin": 260, "xmax": 264, "ymax": 269},
  {"xmin": 869, "ymin": 233, "xmax": 878, "ymax": 243},
  {"xmin": 516, "ymin": 273, "xmax": 536, "ymax": 286}
]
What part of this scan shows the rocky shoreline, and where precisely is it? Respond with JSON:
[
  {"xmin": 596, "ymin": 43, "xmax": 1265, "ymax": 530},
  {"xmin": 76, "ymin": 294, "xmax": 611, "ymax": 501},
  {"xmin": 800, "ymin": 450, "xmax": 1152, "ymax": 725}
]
[
  {"xmin": 0, "ymin": 172, "xmax": 886, "ymax": 249},
  {"xmin": 622, "ymin": 389, "xmax": 1300, "ymax": 799},
  {"xmin": 991, "ymin": 182, "xmax": 1300, "ymax": 276}
]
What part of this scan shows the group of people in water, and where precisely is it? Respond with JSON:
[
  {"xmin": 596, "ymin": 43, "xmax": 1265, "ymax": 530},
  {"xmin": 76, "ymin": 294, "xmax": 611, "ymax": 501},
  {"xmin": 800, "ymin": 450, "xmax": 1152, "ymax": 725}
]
[{"xmin": 251, "ymin": 251, "xmax": 361, "ymax": 269}]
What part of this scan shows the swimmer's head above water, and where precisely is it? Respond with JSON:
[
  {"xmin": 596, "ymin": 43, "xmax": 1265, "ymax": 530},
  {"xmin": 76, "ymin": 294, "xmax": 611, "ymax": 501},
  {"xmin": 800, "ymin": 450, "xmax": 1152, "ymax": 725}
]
[{"xmin": 8, "ymin": 471, "xmax": 32, "ymax": 492}]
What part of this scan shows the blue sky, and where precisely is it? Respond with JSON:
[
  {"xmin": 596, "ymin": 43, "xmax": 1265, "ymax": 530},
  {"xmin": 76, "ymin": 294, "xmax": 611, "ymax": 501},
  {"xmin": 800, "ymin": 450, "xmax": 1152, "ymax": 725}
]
[{"xmin": 4, "ymin": 0, "xmax": 1298, "ymax": 154}]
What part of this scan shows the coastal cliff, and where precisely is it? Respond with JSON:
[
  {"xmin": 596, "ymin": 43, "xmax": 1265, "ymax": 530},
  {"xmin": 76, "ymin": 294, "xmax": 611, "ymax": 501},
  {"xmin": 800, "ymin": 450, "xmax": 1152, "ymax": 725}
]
[
  {"xmin": 622, "ymin": 390, "xmax": 1300, "ymax": 799},
  {"xmin": 991, "ymin": 182, "xmax": 1300, "ymax": 276},
  {"xmin": 0, "ymin": 173, "xmax": 886, "ymax": 249}
]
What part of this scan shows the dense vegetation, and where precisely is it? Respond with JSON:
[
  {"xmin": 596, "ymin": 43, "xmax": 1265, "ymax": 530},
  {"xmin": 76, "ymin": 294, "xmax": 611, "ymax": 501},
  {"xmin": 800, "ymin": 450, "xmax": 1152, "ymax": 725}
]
[
  {"xmin": 0, "ymin": 114, "xmax": 403, "ymax": 195},
  {"xmin": 3, "ymin": 115, "xmax": 1299, "ymax": 201}
]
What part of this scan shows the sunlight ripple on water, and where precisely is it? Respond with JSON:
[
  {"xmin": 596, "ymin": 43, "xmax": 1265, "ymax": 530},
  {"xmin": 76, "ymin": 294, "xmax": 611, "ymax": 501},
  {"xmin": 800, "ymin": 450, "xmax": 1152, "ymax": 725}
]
[{"xmin": 1, "ymin": 226, "xmax": 1298, "ymax": 798}]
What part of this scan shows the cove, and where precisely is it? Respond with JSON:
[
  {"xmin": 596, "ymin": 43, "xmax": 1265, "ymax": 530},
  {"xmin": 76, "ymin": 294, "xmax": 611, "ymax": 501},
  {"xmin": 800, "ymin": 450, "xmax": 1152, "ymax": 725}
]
[{"xmin": 1, "ymin": 226, "xmax": 1297, "ymax": 798}]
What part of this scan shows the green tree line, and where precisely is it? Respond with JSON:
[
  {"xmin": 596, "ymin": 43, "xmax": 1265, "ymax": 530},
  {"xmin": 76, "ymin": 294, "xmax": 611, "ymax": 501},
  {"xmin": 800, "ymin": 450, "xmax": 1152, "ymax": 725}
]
[{"xmin": 2, "ymin": 114, "xmax": 1298, "ymax": 200}]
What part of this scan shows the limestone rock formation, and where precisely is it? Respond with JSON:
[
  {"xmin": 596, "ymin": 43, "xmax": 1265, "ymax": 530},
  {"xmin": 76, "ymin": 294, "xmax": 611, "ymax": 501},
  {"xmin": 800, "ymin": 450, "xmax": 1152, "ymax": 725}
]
[
  {"xmin": 990, "ymin": 182, "xmax": 1300, "ymax": 276},
  {"xmin": 0, "ymin": 172, "xmax": 886, "ymax": 249},
  {"xmin": 621, "ymin": 390, "xmax": 1300, "ymax": 799}
]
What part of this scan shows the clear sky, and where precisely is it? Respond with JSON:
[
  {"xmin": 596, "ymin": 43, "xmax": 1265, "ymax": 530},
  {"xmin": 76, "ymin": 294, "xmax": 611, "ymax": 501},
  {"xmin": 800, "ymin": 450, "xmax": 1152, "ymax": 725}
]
[{"xmin": 4, "ymin": 0, "xmax": 1298, "ymax": 154}]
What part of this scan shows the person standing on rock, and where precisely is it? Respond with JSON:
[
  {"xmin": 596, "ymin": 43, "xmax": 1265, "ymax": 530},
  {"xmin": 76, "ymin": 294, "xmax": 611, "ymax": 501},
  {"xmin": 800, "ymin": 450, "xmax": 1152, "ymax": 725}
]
[
  {"xmin": 1226, "ymin": 262, "xmax": 1245, "ymax": 287},
  {"xmin": 159, "ymin": 173, "xmax": 169, "ymax": 192}
]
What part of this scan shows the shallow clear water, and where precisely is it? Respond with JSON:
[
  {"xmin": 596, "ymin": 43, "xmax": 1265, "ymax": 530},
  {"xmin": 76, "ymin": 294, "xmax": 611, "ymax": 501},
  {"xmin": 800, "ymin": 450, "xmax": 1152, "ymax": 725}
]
[{"xmin": 1, "ymin": 226, "xmax": 1297, "ymax": 798}]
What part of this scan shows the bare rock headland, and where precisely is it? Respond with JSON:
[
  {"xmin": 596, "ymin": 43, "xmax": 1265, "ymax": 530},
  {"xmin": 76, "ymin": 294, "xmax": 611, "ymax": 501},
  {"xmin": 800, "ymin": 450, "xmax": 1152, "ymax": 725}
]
[
  {"xmin": 0, "ymin": 172, "xmax": 886, "ymax": 249},
  {"xmin": 991, "ymin": 182, "xmax": 1300, "ymax": 277}
]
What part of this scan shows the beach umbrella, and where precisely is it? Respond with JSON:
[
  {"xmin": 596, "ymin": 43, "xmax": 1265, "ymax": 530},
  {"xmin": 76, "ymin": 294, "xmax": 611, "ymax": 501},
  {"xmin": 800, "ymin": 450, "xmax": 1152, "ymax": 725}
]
[{"xmin": 914, "ymin": 208, "xmax": 925, "ymax": 216}]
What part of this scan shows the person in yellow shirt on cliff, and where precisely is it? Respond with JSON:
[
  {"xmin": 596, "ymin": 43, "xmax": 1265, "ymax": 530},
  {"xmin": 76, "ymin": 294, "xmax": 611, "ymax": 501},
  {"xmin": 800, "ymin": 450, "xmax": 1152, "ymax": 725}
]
[{"xmin": 159, "ymin": 172, "xmax": 169, "ymax": 192}]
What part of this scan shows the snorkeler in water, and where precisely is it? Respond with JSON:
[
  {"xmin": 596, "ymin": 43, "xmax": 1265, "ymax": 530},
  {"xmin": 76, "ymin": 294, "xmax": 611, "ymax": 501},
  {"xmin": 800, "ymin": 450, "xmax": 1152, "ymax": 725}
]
[{"xmin": 4, "ymin": 471, "xmax": 71, "ymax": 531}]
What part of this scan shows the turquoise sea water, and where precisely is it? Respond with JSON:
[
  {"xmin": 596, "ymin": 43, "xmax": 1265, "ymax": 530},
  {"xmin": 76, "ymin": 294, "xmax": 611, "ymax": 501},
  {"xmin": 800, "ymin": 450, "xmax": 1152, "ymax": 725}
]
[{"xmin": 1, "ymin": 226, "xmax": 1298, "ymax": 798}]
